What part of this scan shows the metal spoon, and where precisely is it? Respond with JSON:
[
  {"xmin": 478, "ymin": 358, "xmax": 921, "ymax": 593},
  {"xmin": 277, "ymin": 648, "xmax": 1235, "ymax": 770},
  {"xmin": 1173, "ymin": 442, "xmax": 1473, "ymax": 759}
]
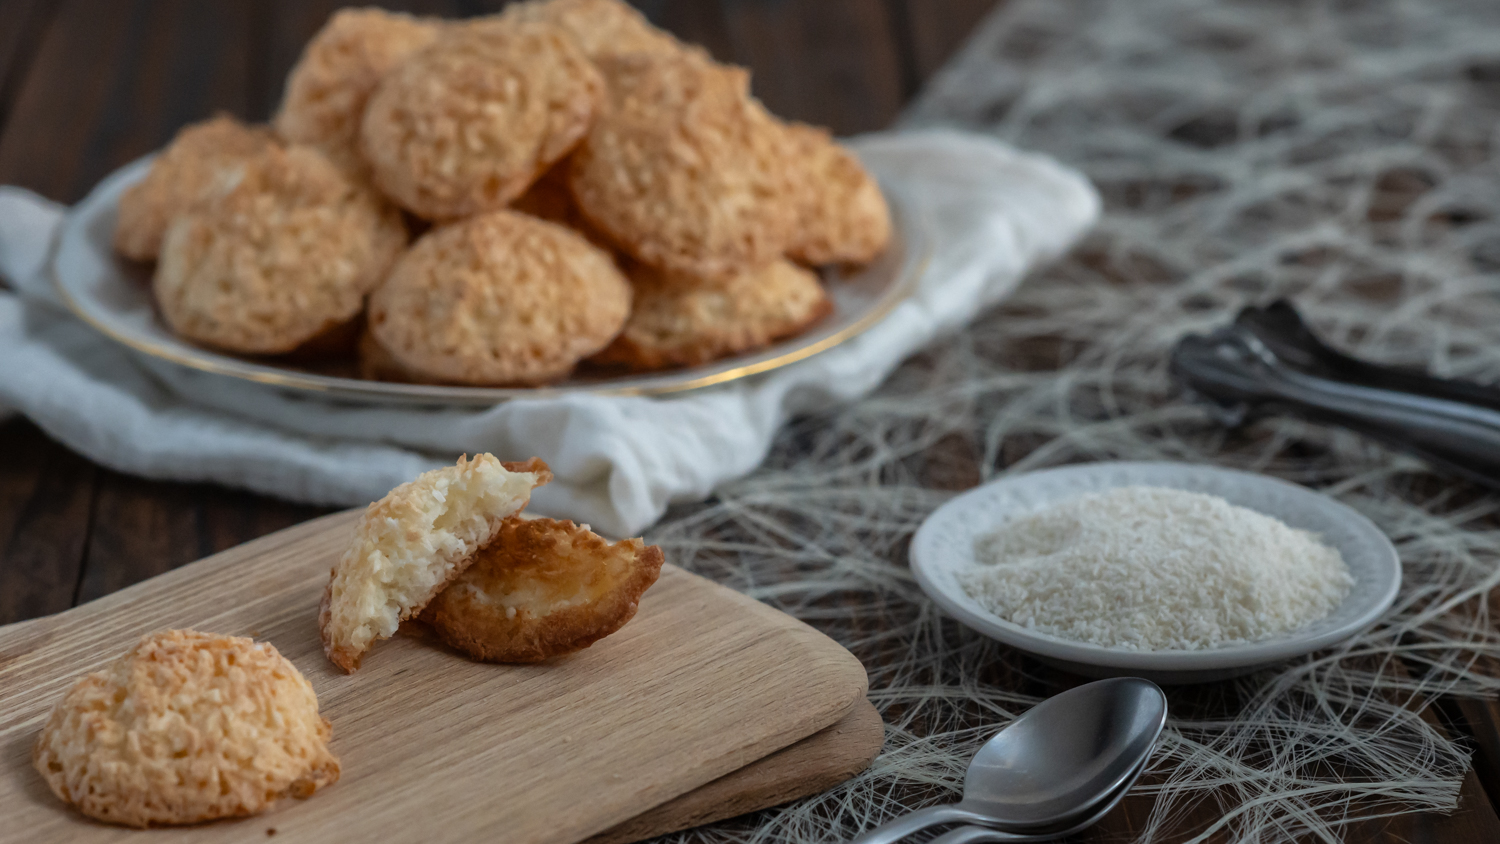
[
  {"xmin": 850, "ymin": 677, "xmax": 1167, "ymax": 844},
  {"xmin": 922, "ymin": 749, "xmax": 1154, "ymax": 843}
]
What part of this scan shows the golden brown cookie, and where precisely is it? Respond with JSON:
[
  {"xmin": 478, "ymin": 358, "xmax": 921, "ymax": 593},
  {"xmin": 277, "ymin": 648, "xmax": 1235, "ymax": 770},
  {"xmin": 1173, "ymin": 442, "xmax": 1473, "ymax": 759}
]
[
  {"xmin": 274, "ymin": 7, "xmax": 444, "ymax": 175},
  {"xmin": 113, "ymin": 115, "xmax": 278, "ymax": 261},
  {"xmin": 785, "ymin": 122, "xmax": 892, "ymax": 266},
  {"xmin": 510, "ymin": 159, "xmax": 582, "ymax": 227},
  {"xmin": 510, "ymin": 157, "xmax": 614, "ymax": 249},
  {"xmin": 569, "ymin": 51, "xmax": 804, "ymax": 281},
  {"xmin": 359, "ymin": 18, "xmax": 603, "ymax": 220},
  {"xmin": 33, "ymin": 629, "xmax": 338, "ymax": 828},
  {"xmin": 320, "ymin": 454, "xmax": 552, "ymax": 672},
  {"xmin": 423, "ymin": 517, "xmax": 664, "ymax": 663},
  {"xmin": 153, "ymin": 144, "xmax": 406, "ymax": 356},
  {"xmin": 502, "ymin": 0, "xmax": 684, "ymax": 60},
  {"xmin": 368, "ymin": 210, "xmax": 631, "ymax": 386},
  {"xmin": 590, "ymin": 259, "xmax": 832, "ymax": 371}
]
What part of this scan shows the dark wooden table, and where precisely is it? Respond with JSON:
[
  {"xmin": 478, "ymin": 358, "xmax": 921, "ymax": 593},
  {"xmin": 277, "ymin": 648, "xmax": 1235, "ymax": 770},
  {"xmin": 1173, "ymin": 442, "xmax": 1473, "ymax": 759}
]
[{"xmin": 4, "ymin": 2, "xmax": 1500, "ymax": 841}]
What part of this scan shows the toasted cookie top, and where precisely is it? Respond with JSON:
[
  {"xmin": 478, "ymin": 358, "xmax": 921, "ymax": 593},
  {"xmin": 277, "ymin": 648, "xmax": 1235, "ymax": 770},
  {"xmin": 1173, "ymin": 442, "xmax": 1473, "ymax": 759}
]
[
  {"xmin": 114, "ymin": 115, "xmax": 278, "ymax": 261},
  {"xmin": 368, "ymin": 210, "xmax": 631, "ymax": 386},
  {"xmin": 32, "ymin": 629, "xmax": 339, "ymax": 828},
  {"xmin": 784, "ymin": 122, "xmax": 892, "ymax": 266},
  {"xmin": 569, "ymin": 51, "xmax": 803, "ymax": 281},
  {"xmin": 274, "ymin": 7, "xmax": 444, "ymax": 175},
  {"xmin": 502, "ymin": 0, "xmax": 684, "ymax": 60},
  {"xmin": 424, "ymin": 516, "xmax": 664, "ymax": 663},
  {"xmin": 591, "ymin": 258, "xmax": 832, "ymax": 371},
  {"xmin": 153, "ymin": 144, "xmax": 406, "ymax": 355},
  {"xmin": 360, "ymin": 17, "xmax": 603, "ymax": 220},
  {"xmin": 320, "ymin": 454, "xmax": 552, "ymax": 672}
]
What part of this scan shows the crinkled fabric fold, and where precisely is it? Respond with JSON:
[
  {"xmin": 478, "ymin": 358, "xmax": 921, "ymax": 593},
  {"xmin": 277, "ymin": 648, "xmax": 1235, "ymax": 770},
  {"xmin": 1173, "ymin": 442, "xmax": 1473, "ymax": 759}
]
[{"xmin": 0, "ymin": 129, "xmax": 1098, "ymax": 535}]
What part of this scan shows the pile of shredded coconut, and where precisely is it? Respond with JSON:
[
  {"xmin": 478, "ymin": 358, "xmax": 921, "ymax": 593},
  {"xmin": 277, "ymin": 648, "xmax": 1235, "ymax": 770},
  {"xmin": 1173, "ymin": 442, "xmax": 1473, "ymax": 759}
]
[{"xmin": 958, "ymin": 487, "xmax": 1354, "ymax": 650}]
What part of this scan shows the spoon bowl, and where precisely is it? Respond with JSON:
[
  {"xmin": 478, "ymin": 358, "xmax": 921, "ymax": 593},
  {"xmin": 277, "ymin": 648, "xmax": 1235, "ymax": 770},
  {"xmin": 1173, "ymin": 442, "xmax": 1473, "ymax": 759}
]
[
  {"xmin": 963, "ymin": 677, "xmax": 1166, "ymax": 828},
  {"xmin": 851, "ymin": 677, "xmax": 1167, "ymax": 844},
  {"xmin": 925, "ymin": 749, "xmax": 1155, "ymax": 843}
]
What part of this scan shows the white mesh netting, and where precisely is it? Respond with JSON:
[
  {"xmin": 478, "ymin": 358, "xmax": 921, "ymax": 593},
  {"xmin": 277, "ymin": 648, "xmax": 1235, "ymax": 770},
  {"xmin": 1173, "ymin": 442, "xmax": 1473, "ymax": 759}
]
[{"xmin": 658, "ymin": 0, "xmax": 1500, "ymax": 841}]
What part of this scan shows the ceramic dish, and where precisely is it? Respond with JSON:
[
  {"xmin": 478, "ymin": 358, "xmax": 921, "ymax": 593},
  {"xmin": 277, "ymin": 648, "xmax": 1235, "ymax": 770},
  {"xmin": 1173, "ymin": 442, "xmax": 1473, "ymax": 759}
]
[
  {"xmin": 51, "ymin": 157, "xmax": 928, "ymax": 408},
  {"xmin": 909, "ymin": 461, "xmax": 1402, "ymax": 684}
]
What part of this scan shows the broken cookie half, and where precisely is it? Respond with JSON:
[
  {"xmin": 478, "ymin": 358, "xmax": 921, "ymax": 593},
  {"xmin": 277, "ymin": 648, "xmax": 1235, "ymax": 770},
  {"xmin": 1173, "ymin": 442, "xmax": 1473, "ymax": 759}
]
[
  {"xmin": 320, "ymin": 454, "xmax": 552, "ymax": 672},
  {"xmin": 423, "ymin": 516, "xmax": 665, "ymax": 663}
]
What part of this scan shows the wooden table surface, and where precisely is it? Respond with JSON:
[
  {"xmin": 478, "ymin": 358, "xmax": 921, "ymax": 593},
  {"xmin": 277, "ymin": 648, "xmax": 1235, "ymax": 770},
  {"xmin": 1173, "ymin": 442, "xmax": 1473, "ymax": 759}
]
[{"xmin": 3, "ymin": 2, "xmax": 1500, "ymax": 842}]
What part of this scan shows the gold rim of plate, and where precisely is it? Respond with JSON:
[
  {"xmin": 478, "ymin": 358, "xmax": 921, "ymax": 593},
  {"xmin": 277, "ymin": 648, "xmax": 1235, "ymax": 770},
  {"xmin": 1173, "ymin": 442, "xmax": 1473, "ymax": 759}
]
[{"xmin": 52, "ymin": 157, "xmax": 929, "ymax": 407}]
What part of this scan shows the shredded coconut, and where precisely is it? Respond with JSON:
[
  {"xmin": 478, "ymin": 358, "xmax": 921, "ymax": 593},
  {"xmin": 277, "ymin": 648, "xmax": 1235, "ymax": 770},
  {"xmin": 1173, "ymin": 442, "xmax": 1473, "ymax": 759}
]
[{"xmin": 958, "ymin": 486, "xmax": 1354, "ymax": 650}]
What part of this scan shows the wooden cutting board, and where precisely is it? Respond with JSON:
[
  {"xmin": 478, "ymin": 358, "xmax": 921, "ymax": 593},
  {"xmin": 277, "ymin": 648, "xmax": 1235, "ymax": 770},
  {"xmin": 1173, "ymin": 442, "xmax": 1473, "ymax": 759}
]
[
  {"xmin": 590, "ymin": 697, "xmax": 884, "ymax": 844},
  {"xmin": 0, "ymin": 511, "xmax": 869, "ymax": 843}
]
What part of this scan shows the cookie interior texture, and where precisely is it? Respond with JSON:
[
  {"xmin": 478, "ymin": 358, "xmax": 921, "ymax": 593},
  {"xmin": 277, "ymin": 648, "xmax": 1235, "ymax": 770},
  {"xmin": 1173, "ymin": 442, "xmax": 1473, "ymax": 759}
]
[
  {"xmin": 33, "ymin": 629, "xmax": 339, "ymax": 828},
  {"xmin": 320, "ymin": 454, "xmax": 553, "ymax": 672},
  {"xmin": 424, "ymin": 516, "xmax": 665, "ymax": 662}
]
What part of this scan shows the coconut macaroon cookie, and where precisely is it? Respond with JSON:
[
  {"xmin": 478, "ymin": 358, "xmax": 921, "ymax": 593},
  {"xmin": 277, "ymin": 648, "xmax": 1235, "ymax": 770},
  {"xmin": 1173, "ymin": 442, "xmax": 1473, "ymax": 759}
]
[
  {"xmin": 113, "ymin": 115, "xmax": 278, "ymax": 261},
  {"xmin": 503, "ymin": 0, "xmax": 684, "ymax": 61},
  {"xmin": 591, "ymin": 259, "xmax": 832, "ymax": 371},
  {"xmin": 510, "ymin": 159, "xmax": 614, "ymax": 249},
  {"xmin": 785, "ymin": 122, "xmax": 892, "ymax": 267},
  {"xmin": 423, "ymin": 517, "xmax": 665, "ymax": 663},
  {"xmin": 368, "ymin": 210, "xmax": 631, "ymax": 385},
  {"xmin": 569, "ymin": 51, "xmax": 803, "ymax": 282},
  {"xmin": 274, "ymin": 7, "xmax": 444, "ymax": 175},
  {"xmin": 360, "ymin": 17, "xmax": 603, "ymax": 220},
  {"xmin": 153, "ymin": 144, "xmax": 406, "ymax": 355},
  {"xmin": 33, "ymin": 630, "xmax": 339, "ymax": 828},
  {"xmin": 320, "ymin": 454, "xmax": 553, "ymax": 672}
]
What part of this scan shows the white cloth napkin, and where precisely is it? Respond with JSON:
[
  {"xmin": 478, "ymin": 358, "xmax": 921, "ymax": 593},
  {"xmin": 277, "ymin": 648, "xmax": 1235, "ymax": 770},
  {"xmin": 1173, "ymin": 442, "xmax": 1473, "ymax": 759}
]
[{"xmin": 0, "ymin": 129, "xmax": 1099, "ymax": 537}]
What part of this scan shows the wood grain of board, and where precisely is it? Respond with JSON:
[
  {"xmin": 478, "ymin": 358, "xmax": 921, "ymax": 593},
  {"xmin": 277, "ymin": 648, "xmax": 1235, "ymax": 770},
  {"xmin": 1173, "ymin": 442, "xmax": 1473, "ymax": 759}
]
[
  {"xmin": 0, "ymin": 511, "xmax": 870, "ymax": 844},
  {"xmin": 590, "ymin": 698, "xmax": 885, "ymax": 844}
]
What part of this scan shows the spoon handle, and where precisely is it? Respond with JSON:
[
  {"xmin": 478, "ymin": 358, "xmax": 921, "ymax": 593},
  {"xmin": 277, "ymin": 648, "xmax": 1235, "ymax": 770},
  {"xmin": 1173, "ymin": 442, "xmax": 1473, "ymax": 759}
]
[
  {"xmin": 848, "ymin": 805, "xmax": 995, "ymax": 844},
  {"xmin": 926, "ymin": 827, "xmax": 1032, "ymax": 844},
  {"xmin": 921, "ymin": 752, "xmax": 1150, "ymax": 844}
]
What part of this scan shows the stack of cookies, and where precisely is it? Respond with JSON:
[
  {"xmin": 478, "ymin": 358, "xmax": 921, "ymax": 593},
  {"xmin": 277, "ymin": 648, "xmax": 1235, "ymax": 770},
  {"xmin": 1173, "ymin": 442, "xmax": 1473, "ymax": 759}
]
[{"xmin": 112, "ymin": 0, "xmax": 891, "ymax": 387}]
